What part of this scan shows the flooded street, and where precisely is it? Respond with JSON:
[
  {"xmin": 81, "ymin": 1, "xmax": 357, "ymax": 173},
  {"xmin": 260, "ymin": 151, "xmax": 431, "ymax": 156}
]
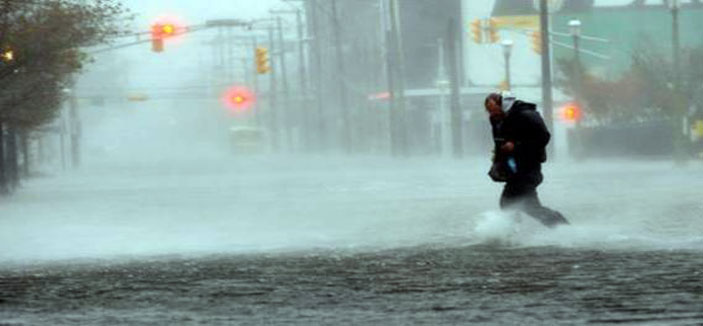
[
  {"xmin": 1, "ymin": 156, "xmax": 702, "ymax": 325},
  {"xmin": 2, "ymin": 246, "xmax": 702, "ymax": 325}
]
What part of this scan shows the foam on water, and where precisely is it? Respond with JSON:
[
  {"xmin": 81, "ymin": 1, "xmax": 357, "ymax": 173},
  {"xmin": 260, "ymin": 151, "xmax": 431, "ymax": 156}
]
[{"xmin": 470, "ymin": 210, "xmax": 703, "ymax": 251}]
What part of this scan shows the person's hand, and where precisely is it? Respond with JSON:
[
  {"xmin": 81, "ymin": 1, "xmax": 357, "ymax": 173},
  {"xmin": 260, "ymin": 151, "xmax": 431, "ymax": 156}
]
[{"xmin": 501, "ymin": 141, "xmax": 515, "ymax": 153}]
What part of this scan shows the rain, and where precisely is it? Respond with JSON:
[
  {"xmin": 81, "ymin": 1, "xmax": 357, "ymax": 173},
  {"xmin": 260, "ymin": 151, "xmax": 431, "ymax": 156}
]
[{"xmin": 1, "ymin": 0, "xmax": 702, "ymax": 324}]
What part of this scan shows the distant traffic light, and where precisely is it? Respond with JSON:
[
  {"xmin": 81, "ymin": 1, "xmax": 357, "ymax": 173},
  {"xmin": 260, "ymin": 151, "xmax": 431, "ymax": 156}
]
[
  {"xmin": 223, "ymin": 86, "xmax": 256, "ymax": 112},
  {"xmin": 470, "ymin": 19, "xmax": 483, "ymax": 44},
  {"xmin": 530, "ymin": 30, "xmax": 542, "ymax": 55},
  {"xmin": 255, "ymin": 47, "xmax": 270, "ymax": 74},
  {"xmin": 150, "ymin": 22, "xmax": 181, "ymax": 53},
  {"xmin": 488, "ymin": 18, "xmax": 500, "ymax": 43},
  {"xmin": 560, "ymin": 103, "xmax": 582, "ymax": 123}
]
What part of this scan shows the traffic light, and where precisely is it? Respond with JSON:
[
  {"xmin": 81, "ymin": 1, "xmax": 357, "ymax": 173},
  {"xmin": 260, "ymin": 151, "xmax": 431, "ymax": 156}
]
[
  {"xmin": 470, "ymin": 19, "xmax": 483, "ymax": 44},
  {"xmin": 530, "ymin": 30, "xmax": 542, "ymax": 55},
  {"xmin": 150, "ymin": 22, "xmax": 179, "ymax": 53},
  {"xmin": 223, "ymin": 86, "xmax": 256, "ymax": 112},
  {"xmin": 560, "ymin": 103, "xmax": 583, "ymax": 123},
  {"xmin": 488, "ymin": 18, "xmax": 500, "ymax": 43},
  {"xmin": 255, "ymin": 47, "xmax": 270, "ymax": 74},
  {"xmin": 152, "ymin": 23, "xmax": 178, "ymax": 39}
]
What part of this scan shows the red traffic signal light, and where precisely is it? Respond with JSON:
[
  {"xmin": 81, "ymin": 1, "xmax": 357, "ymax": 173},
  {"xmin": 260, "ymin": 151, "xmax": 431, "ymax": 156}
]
[
  {"xmin": 560, "ymin": 103, "xmax": 583, "ymax": 123},
  {"xmin": 151, "ymin": 22, "xmax": 180, "ymax": 40},
  {"xmin": 150, "ymin": 16, "xmax": 185, "ymax": 53},
  {"xmin": 222, "ymin": 86, "xmax": 256, "ymax": 112}
]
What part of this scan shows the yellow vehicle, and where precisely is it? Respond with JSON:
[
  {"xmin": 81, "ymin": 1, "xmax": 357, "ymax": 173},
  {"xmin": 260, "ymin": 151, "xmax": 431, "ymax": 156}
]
[{"xmin": 229, "ymin": 126, "xmax": 266, "ymax": 154}]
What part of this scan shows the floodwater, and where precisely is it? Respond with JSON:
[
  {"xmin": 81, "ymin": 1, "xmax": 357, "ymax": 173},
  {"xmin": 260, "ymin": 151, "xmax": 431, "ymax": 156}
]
[{"xmin": 1, "ymin": 154, "xmax": 702, "ymax": 325}]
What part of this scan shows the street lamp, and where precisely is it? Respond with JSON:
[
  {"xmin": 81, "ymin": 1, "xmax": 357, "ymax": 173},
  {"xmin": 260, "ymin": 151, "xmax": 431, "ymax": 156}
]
[
  {"xmin": 501, "ymin": 39, "xmax": 513, "ymax": 91},
  {"xmin": 568, "ymin": 19, "xmax": 581, "ymax": 62},
  {"xmin": 568, "ymin": 19, "xmax": 583, "ymax": 127}
]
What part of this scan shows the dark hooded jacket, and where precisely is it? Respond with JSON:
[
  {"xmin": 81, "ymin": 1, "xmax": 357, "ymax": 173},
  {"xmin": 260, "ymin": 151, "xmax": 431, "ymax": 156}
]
[{"xmin": 501, "ymin": 100, "xmax": 550, "ymax": 178}]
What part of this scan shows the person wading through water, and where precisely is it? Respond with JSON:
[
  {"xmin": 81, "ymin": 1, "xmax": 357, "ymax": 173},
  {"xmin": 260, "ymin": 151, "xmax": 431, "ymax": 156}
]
[{"xmin": 485, "ymin": 92, "xmax": 569, "ymax": 228}]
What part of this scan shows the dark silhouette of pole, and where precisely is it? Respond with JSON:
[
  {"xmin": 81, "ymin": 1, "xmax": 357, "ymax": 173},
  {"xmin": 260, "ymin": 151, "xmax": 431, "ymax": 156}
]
[
  {"xmin": 20, "ymin": 129, "xmax": 29, "ymax": 177},
  {"xmin": 539, "ymin": 0, "xmax": 554, "ymax": 138},
  {"xmin": 385, "ymin": 29, "xmax": 399, "ymax": 156},
  {"xmin": 252, "ymin": 36, "xmax": 263, "ymax": 128},
  {"xmin": 268, "ymin": 25, "xmax": 280, "ymax": 151},
  {"xmin": 672, "ymin": 2, "xmax": 681, "ymax": 88},
  {"xmin": 0, "ymin": 121, "xmax": 6, "ymax": 194},
  {"xmin": 446, "ymin": 18, "xmax": 463, "ymax": 158},
  {"xmin": 7, "ymin": 125, "xmax": 18, "ymax": 189},
  {"xmin": 69, "ymin": 93, "xmax": 81, "ymax": 168},
  {"xmin": 307, "ymin": 0, "xmax": 326, "ymax": 151},
  {"xmin": 387, "ymin": 0, "xmax": 407, "ymax": 156},
  {"xmin": 331, "ymin": 0, "xmax": 351, "ymax": 153},
  {"xmin": 569, "ymin": 19, "xmax": 582, "ymax": 129},
  {"xmin": 670, "ymin": 0, "xmax": 686, "ymax": 162},
  {"xmin": 276, "ymin": 16, "xmax": 294, "ymax": 151},
  {"xmin": 295, "ymin": 9, "xmax": 311, "ymax": 151}
]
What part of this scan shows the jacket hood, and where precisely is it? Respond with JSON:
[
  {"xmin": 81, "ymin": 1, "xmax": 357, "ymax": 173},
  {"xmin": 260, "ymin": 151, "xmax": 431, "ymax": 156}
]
[{"xmin": 506, "ymin": 100, "xmax": 537, "ymax": 115}]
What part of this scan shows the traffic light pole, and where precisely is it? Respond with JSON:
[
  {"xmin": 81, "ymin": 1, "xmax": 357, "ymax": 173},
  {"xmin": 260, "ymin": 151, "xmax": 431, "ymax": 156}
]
[
  {"xmin": 268, "ymin": 25, "xmax": 280, "ymax": 151},
  {"xmin": 252, "ymin": 36, "xmax": 263, "ymax": 128},
  {"xmin": 276, "ymin": 16, "xmax": 294, "ymax": 151}
]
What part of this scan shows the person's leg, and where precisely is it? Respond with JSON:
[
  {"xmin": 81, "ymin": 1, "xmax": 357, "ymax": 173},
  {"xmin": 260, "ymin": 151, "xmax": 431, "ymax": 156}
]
[
  {"xmin": 500, "ymin": 182, "xmax": 522, "ymax": 209},
  {"xmin": 521, "ymin": 189, "xmax": 569, "ymax": 227}
]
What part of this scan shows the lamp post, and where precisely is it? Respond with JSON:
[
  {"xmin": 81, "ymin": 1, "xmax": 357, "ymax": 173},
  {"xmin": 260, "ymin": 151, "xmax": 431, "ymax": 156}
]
[
  {"xmin": 667, "ymin": 0, "xmax": 687, "ymax": 161},
  {"xmin": 568, "ymin": 19, "xmax": 581, "ymax": 65},
  {"xmin": 501, "ymin": 39, "xmax": 514, "ymax": 91},
  {"xmin": 667, "ymin": 0, "xmax": 681, "ymax": 88},
  {"xmin": 568, "ymin": 20, "xmax": 583, "ymax": 128}
]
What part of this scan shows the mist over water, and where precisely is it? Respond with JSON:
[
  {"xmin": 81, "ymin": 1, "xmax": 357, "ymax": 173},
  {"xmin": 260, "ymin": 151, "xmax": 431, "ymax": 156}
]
[{"xmin": 2, "ymin": 102, "xmax": 702, "ymax": 264}]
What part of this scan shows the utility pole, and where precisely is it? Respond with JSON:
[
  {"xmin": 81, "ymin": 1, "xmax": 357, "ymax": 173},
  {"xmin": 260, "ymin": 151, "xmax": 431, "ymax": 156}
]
[
  {"xmin": 268, "ymin": 25, "xmax": 280, "ymax": 151},
  {"xmin": 387, "ymin": 0, "xmax": 407, "ymax": 156},
  {"xmin": 271, "ymin": 8, "xmax": 310, "ymax": 151},
  {"xmin": 669, "ymin": 0, "xmax": 686, "ymax": 162},
  {"xmin": 251, "ymin": 36, "xmax": 263, "ymax": 128},
  {"xmin": 446, "ymin": 18, "xmax": 463, "ymax": 158},
  {"xmin": 307, "ymin": 0, "xmax": 325, "ymax": 151},
  {"xmin": 331, "ymin": 0, "xmax": 351, "ymax": 153},
  {"xmin": 436, "ymin": 38, "xmax": 451, "ymax": 157},
  {"xmin": 539, "ymin": 0, "xmax": 554, "ymax": 143},
  {"xmin": 671, "ymin": 0, "xmax": 681, "ymax": 89},
  {"xmin": 0, "ymin": 121, "xmax": 6, "ymax": 194},
  {"xmin": 276, "ymin": 16, "xmax": 294, "ymax": 151},
  {"xmin": 69, "ymin": 92, "xmax": 81, "ymax": 168},
  {"xmin": 295, "ymin": 9, "xmax": 310, "ymax": 151},
  {"xmin": 569, "ymin": 19, "xmax": 583, "ymax": 129}
]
